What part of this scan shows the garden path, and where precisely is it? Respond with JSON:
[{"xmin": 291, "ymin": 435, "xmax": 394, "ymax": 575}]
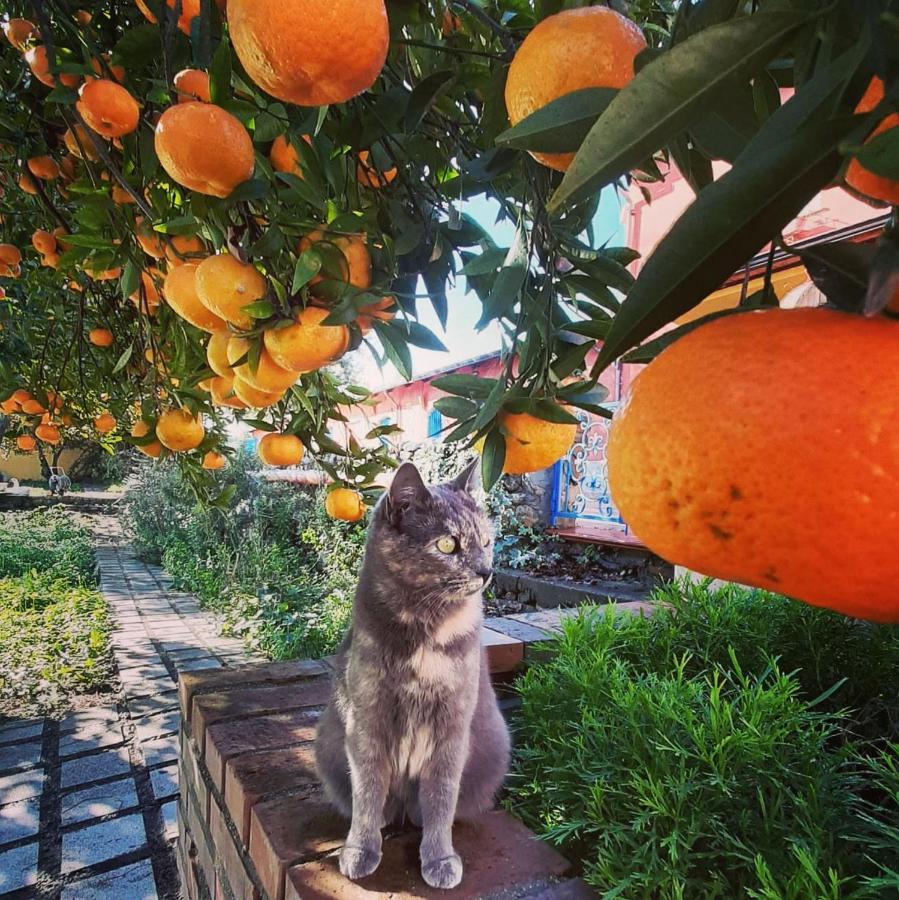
[{"xmin": 0, "ymin": 523, "xmax": 260, "ymax": 899}]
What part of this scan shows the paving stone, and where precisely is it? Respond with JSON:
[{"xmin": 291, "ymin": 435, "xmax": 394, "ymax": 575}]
[
  {"xmin": 166, "ymin": 647, "xmax": 213, "ymax": 661},
  {"xmin": 61, "ymin": 812, "xmax": 148, "ymax": 874},
  {"xmin": 174, "ymin": 658, "xmax": 223, "ymax": 674},
  {"xmin": 0, "ymin": 840, "xmax": 38, "ymax": 891},
  {"xmin": 0, "ymin": 720, "xmax": 44, "ymax": 746},
  {"xmin": 60, "ymin": 706, "xmax": 120, "ymax": 733},
  {"xmin": 127, "ymin": 691, "xmax": 179, "ymax": 719},
  {"xmin": 161, "ymin": 799, "xmax": 179, "ymax": 840},
  {"xmin": 0, "ymin": 768, "xmax": 45, "ymax": 803},
  {"xmin": 149, "ymin": 763, "xmax": 178, "ymax": 800},
  {"xmin": 61, "ymin": 777, "xmax": 139, "ymax": 826},
  {"xmin": 0, "ymin": 796, "xmax": 40, "ymax": 843},
  {"xmin": 135, "ymin": 710, "xmax": 181, "ymax": 744},
  {"xmin": 0, "ymin": 739, "xmax": 42, "ymax": 773},
  {"xmin": 119, "ymin": 664, "xmax": 171, "ymax": 684},
  {"xmin": 61, "ymin": 747, "xmax": 132, "ymax": 789},
  {"xmin": 122, "ymin": 677, "xmax": 176, "ymax": 702},
  {"xmin": 507, "ymin": 608, "xmax": 569, "ymax": 634},
  {"xmin": 483, "ymin": 615, "xmax": 553, "ymax": 645},
  {"xmin": 142, "ymin": 733, "xmax": 180, "ymax": 768},
  {"xmin": 61, "ymin": 857, "xmax": 158, "ymax": 900},
  {"xmin": 524, "ymin": 878, "xmax": 601, "ymax": 898},
  {"xmin": 59, "ymin": 725, "xmax": 125, "ymax": 759}
]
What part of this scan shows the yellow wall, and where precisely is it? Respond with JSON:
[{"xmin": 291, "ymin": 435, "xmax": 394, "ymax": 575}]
[{"xmin": 0, "ymin": 449, "xmax": 86, "ymax": 481}]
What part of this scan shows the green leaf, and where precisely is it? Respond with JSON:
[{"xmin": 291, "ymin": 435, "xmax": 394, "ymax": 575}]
[
  {"xmin": 112, "ymin": 24, "xmax": 162, "ymax": 68},
  {"xmin": 854, "ymin": 125, "xmax": 899, "ymax": 179},
  {"xmin": 548, "ymin": 11, "xmax": 809, "ymax": 213},
  {"xmin": 292, "ymin": 250, "xmax": 322, "ymax": 293},
  {"xmin": 458, "ymin": 247, "xmax": 508, "ymax": 276},
  {"xmin": 563, "ymin": 319, "xmax": 611, "ymax": 340},
  {"xmin": 209, "ymin": 37, "xmax": 232, "ymax": 105},
  {"xmin": 112, "ymin": 345, "xmax": 133, "ymax": 374},
  {"xmin": 434, "ymin": 397, "xmax": 478, "ymax": 420},
  {"xmin": 405, "ymin": 70, "xmax": 454, "ymax": 132},
  {"xmin": 481, "ymin": 429, "xmax": 506, "ymax": 492},
  {"xmin": 45, "ymin": 86, "xmax": 78, "ymax": 104},
  {"xmin": 401, "ymin": 321, "xmax": 448, "ymax": 352},
  {"xmin": 476, "ymin": 229, "xmax": 529, "ymax": 329},
  {"xmin": 366, "ymin": 423, "xmax": 403, "ymax": 439},
  {"xmin": 431, "ymin": 374, "xmax": 498, "ymax": 399},
  {"xmin": 495, "ymin": 87, "xmax": 618, "ymax": 153},
  {"xmin": 120, "ymin": 262, "xmax": 139, "ymax": 301},
  {"xmin": 527, "ymin": 399, "xmax": 580, "ymax": 426},
  {"xmin": 242, "ymin": 300, "xmax": 274, "ymax": 319},
  {"xmin": 154, "ymin": 216, "xmax": 200, "ymax": 235},
  {"xmin": 374, "ymin": 321, "xmax": 412, "ymax": 381},
  {"xmin": 225, "ymin": 179, "xmax": 267, "ymax": 204},
  {"xmin": 576, "ymin": 255, "xmax": 634, "ymax": 295}
]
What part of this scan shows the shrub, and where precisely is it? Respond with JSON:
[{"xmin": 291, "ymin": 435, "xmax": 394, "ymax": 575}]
[
  {"xmin": 0, "ymin": 508, "xmax": 95, "ymax": 583},
  {"xmin": 509, "ymin": 584, "xmax": 899, "ymax": 898}
]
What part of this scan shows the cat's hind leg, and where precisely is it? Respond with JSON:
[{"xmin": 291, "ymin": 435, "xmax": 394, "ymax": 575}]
[{"xmin": 314, "ymin": 702, "xmax": 352, "ymax": 818}]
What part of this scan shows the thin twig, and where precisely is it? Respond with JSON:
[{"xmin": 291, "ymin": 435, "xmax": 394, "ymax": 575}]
[{"xmin": 451, "ymin": 0, "xmax": 516, "ymax": 57}]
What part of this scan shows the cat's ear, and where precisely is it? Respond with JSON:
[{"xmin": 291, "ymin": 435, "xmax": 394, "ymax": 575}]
[
  {"xmin": 450, "ymin": 458, "xmax": 480, "ymax": 494},
  {"xmin": 387, "ymin": 462, "xmax": 429, "ymax": 511}
]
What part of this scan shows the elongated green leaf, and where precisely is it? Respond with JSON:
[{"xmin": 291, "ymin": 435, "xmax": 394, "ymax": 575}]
[
  {"xmin": 401, "ymin": 321, "xmax": 448, "ymax": 353},
  {"xmin": 476, "ymin": 229, "xmax": 529, "ymax": 329},
  {"xmin": 481, "ymin": 429, "xmax": 506, "ymax": 492},
  {"xmin": 292, "ymin": 250, "xmax": 322, "ymax": 293},
  {"xmin": 527, "ymin": 399, "xmax": 580, "ymax": 426},
  {"xmin": 495, "ymin": 87, "xmax": 617, "ymax": 153},
  {"xmin": 434, "ymin": 397, "xmax": 478, "ymax": 420},
  {"xmin": 373, "ymin": 321, "xmax": 412, "ymax": 381},
  {"xmin": 854, "ymin": 125, "xmax": 899, "ymax": 179},
  {"xmin": 431, "ymin": 374, "xmax": 498, "ymax": 399},
  {"xmin": 209, "ymin": 37, "xmax": 232, "ymax": 105},
  {"xmin": 226, "ymin": 178, "xmax": 267, "ymax": 204},
  {"xmin": 242, "ymin": 300, "xmax": 274, "ymax": 320},
  {"xmin": 405, "ymin": 70, "xmax": 454, "ymax": 132},
  {"xmin": 112, "ymin": 345, "xmax": 133, "ymax": 374},
  {"xmin": 548, "ymin": 11, "xmax": 808, "ymax": 213},
  {"xmin": 458, "ymin": 247, "xmax": 508, "ymax": 276}
]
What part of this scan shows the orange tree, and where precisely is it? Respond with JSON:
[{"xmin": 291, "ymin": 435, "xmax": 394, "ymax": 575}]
[{"xmin": 0, "ymin": 0, "xmax": 896, "ymax": 512}]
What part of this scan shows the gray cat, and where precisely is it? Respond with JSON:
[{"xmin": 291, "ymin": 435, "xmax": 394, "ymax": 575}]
[{"xmin": 315, "ymin": 460, "xmax": 511, "ymax": 890}]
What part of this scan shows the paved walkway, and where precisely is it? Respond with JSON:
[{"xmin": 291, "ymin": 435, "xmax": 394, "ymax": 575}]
[{"xmin": 0, "ymin": 546, "xmax": 259, "ymax": 899}]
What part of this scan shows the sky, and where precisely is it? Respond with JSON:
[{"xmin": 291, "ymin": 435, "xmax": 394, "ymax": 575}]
[{"xmin": 357, "ymin": 186, "xmax": 628, "ymax": 391}]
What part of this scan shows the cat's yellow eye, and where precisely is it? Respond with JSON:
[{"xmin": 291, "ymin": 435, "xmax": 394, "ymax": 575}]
[{"xmin": 436, "ymin": 536, "xmax": 457, "ymax": 554}]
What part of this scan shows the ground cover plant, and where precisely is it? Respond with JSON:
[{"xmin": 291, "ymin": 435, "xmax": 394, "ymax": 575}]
[
  {"xmin": 509, "ymin": 580, "xmax": 899, "ymax": 899},
  {"xmin": 0, "ymin": 510, "xmax": 113, "ymax": 717}
]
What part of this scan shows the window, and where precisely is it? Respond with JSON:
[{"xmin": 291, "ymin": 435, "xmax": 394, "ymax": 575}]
[{"xmin": 427, "ymin": 408, "xmax": 443, "ymax": 438}]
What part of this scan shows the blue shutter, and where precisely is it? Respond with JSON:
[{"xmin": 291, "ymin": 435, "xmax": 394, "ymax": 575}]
[{"xmin": 427, "ymin": 409, "xmax": 443, "ymax": 438}]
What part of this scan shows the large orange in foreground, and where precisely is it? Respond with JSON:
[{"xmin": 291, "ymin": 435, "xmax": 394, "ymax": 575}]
[
  {"xmin": 228, "ymin": 0, "xmax": 389, "ymax": 106},
  {"xmin": 608, "ymin": 308, "xmax": 899, "ymax": 623},
  {"xmin": 155, "ymin": 103, "xmax": 255, "ymax": 198},
  {"xmin": 505, "ymin": 7, "xmax": 646, "ymax": 172}
]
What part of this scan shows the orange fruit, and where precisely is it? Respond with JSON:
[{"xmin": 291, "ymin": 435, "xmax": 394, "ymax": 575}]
[
  {"xmin": 1, "ymin": 397, "xmax": 19, "ymax": 414},
  {"xmin": 270, "ymin": 134, "xmax": 311, "ymax": 177},
  {"xmin": 131, "ymin": 420, "xmax": 163, "ymax": 458},
  {"xmin": 0, "ymin": 245, "xmax": 22, "ymax": 268},
  {"xmin": 209, "ymin": 375, "xmax": 247, "ymax": 408},
  {"xmin": 195, "ymin": 254, "xmax": 267, "ymax": 330},
  {"xmin": 53, "ymin": 228, "xmax": 72, "ymax": 251},
  {"xmin": 207, "ymin": 332, "xmax": 234, "ymax": 376},
  {"xmin": 21, "ymin": 399, "xmax": 47, "ymax": 416},
  {"xmin": 76, "ymin": 10, "xmax": 94, "ymax": 26},
  {"xmin": 326, "ymin": 487, "xmax": 366, "ymax": 522},
  {"xmin": 18, "ymin": 173, "xmax": 38, "ymax": 195},
  {"xmin": 232, "ymin": 376, "xmax": 283, "ymax": 408},
  {"xmin": 64, "ymin": 125, "xmax": 100, "ymax": 161},
  {"xmin": 441, "ymin": 8, "xmax": 462, "ymax": 36},
  {"xmin": 165, "ymin": 234, "xmax": 205, "ymax": 266},
  {"xmin": 32, "ymin": 229, "xmax": 57, "ymax": 255},
  {"xmin": 111, "ymin": 184, "xmax": 136, "ymax": 204},
  {"xmin": 164, "ymin": 263, "xmax": 227, "ymax": 333},
  {"xmin": 77, "ymin": 79, "xmax": 140, "ymax": 138},
  {"xmin": 155, "ymin": 102, "xmax": 255, "ymax": 198},
  {"xmin": 202, "ymin": 450, "xmax": 227, "ymax": 470},
  {"xmin": 356, "ymin": 150, "xmax": 397, "ymax": 189},
  {"xmin": 3, "ymin": 18, "xmax": 37, "ymax": 50},
  {"xmin": 263, "ymin": 306, "xmax": 350, "ymax": 372},
  {"xmin": 844, "ymin": 77, "xmax": 899, "ymax": 205},
  {"xmin": 40, "ymin": 250, "xmax": 61, "ymax": 269},
  {"xmin": 16, "ymin": 435, "xmax": 37, "ymax": 452},
  {"xmin": 94, "ymin": 412, "xmax": 117, "ymax": 434},
  {"xmin": 35, "ymin": 423, "xmax": 61, "ymax": 444},
  {"xmin": 135, "ymin": 217, "xmax": 166, "ymax": 258},
  {"xmin": 58, "ymin": 155, "xmax": 77, "ymax": 180},
  {"xmin": 130, "ymin": 268, "xmax": 164, "ymax": 314},
  {"xmin": 45, "ymin": 391, "xmax": 63, "ymax": 412},
  {"xmin": 228, "ymin": 0, "xmax": 389, "ymax": 106},
  {"xmin": 156, "ymin": 408, "xmax": 205, "ymax": 451},
  {"xmin": 498, "ymin": 410, "xmax": 577, "ymax": 474},
  {"xmin": 135, "ymin": 0, "xmax": 200, "ymax": 34},
  {"xmin": 505, "ymin": 7, "xmax": 646, "ymax": 171},
  {"xmin": 25, "ymin": 45, "xmax": 81, "ymax": 88},
  {"xmin": 173, "ymin": 68, "xmax": 211, "ymax": 103},
  {"xmin": 226, "ymin": 336, "xmax": 299, "ymax": 392},
  {"xmin": 357, "ymin": 295, "xmax": 396, "ymax": 334},
  {"xmin": 11, "ymin": 389, "xmax": 32, "ymax": 405},
  {"xmin": 297, "ymin": 229, "xmax": 372, "ymax": 291},
  {"xmin": 257, "ymin": 432, "xmax": 304, "ymax": 467},
  {"xmin": 607, "ymin": 308, "xmax": 899, "ymax": 623},
  {"xmin": 89, "ymin": 327, "xmax": 114, "ymax": 347},
  {"xmin": 84, "ymin": 265, "xmax": 122, "ymax": 281},
  {"xmin": 27, "ymin": 155, "xmax": 60, "ymax": 180},
  {"xmin": 89, "ymin": 56, "xmax": 126, "ymax": 83}
]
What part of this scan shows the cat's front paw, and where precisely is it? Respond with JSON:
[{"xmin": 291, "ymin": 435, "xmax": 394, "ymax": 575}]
[
  {"xmin": 421, "ymin": 853, "xmax": 463, "ymax": 890},
  {"xmin": 339, "ymin": 844, "xmax": 382, "ymax": 881}
]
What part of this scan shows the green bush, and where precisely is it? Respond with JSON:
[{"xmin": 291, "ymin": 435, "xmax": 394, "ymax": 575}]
[
  {"xmin": 509, "ymin": 584, "xmax": 899, "ymax": 899},
  {"xmin": 0, "ymin": 509, "xmax": 95, "ymax": 583}
]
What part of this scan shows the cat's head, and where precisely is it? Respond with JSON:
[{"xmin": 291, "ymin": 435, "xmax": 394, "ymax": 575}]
[{"xmin": 370, "ymin": 460, "xmax": 494, "ymax": 600}]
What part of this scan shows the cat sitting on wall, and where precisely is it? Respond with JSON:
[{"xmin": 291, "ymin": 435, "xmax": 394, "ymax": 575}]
[{"xmin": 315, "ymin": 461, "xmax": 511, "ymax": 890}]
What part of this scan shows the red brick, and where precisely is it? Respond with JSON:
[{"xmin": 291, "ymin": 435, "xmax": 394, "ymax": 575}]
[
  {"xmin": 209, "ymin": 797, "xmax": 259, "ymax": 900},
  {"xmin": 192, "ymin": 679, "xmax": 332, "ymax": 752},
  {"xmin": 181, "ymin": 733, "xmax": 210, "ymax": 824},
  {"xmin": 179, "ymin": 660, "xmax": 329, "ymax": 720},
  {"xmin": 205, "ymin": 709, "xmax": 319, "ymax": 792},
  {"xmin": 249, "ymin": 791, "xmax": 346, "ymax": 900},
  {"xmin": 481, "ymin": 627, "xmax": 523, "ymax": 674},
  {"xmin": 285, "ymin": 811, "xmax": 571, "ymax": 900},
  {"xmin": 183, "ymin": 786, "xmax": 216, "ymax": 898},
  {"xmin": 225, "ymin": 743, "xmax": 320, "ymax": 844}
]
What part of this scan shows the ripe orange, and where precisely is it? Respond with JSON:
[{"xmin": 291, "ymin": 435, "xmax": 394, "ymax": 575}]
[
  {"xmin": 11, "ymin": 389, "xmax": 32, "ymax": 405},
  {"xmin": 84, "ymin": 265, "xmax": 122, "ymax": 281},
  {"xmin": 88, "ymin": 56, "xmax": 126, "ymax": 84},
  {"xmin": 264, "ymin": 306, "xmax": 350, "ymax": 372},
  {"xmin": 27, "ymin": 155, "xmax": 59, "ymax": 180},
  {"xmin": 94, "ymin": 412, "xmax": 117, "ymax": 434},
  {"xmin": 165, "ymin": 234, "xmax": 205, "ymax": 266},
  {"xmin": 195, "ymin": 254, "xmax": 267, "ymax": 330},
  {"xmin": 3, "ymin": 18, "xmax": 37, "ymax": 50},
  {"xmin": 35, "ymin": 423, "xmax": 61, "ymax": 445},
  {"xmin": 173, "ymin": 68, "xmax": 211, "ymax": 103},
  {"xmin": 135, "ymin": 0, "xmax": 200, "ymax": 34},
  {"xmin": 608, "ymin": 308, "xmax": 899, "ymax": 623},
  {"xmin": 132, "ymin": 420, "xmax": 163, "ymax": 458},
  {"xmin": 207, "ymin": 332, "xmax": 235, "ymax": 377},
  {"xmin": 356, "ymin": 150, "xmax": 397, "ymax": 189},
  {"xmin": 64, "ymin": 125, "xmax": 100, "ymax": 161},
  {"xmin": 40, "ymin": 250, "xmax": 61, "ymax": 269},
  {"xmin": 77, "ymin": 11, "xmax": 94, "ymax": 26},
  {"xmin": 77, "ymin": 79, "xmax": 140, "ymax": 139},
  {"xmin": 135, "ymin": 217, "xmax": 166, "ymax": 258},
  {"xmin": 227, "ymin": 337, "xmax": 299, "ymax": 393},
  {"xmin": 357, "ymin": 296, "xmax": 396, "ymax": 334},
  {"xmin": 21, "ymin": 398, "xmax": 47, "ymax": 416},
  {"xmin": 18, "ymin": 173, "xmax": 38, "ymax": 195},
  {"xmin": 25, "ymin": 45, "xmax": 81, "ymax": 88},
  {"xmin": 257, "ymin": 432, "xmax": 304, "ymax": 467},
  {"xmin": 498, "ymin": 410, "xmax": 577, "ymax": 474},
  {"xmin": 326, "ymin": 487, "xmax": 366, "ymax": 522},
  {"xmin": 1, "ymin": 397, "xmax": 19, "ymax": 414},
  {"xmin": 505, "ymin": 7, "xmax": 646, "ymax": 171},
  {"xmin": 89, "ymin": 327, "xmax": 114, "ymax": 347},
  {"xmin": 111, "ymin": 184, "xmax": 136, "ymax": 204},
  {"xmin": 156, "ymin": 408, "xmax": 205, "ymax": 452},
  {"xmin": 270, "ymin": 134, "xmax": 311, "ymax": 177},
  {"xmin": 164, "ymin": 263, "xmax": 227, "ymax": 333},
  {"xmin": 53, "ymin": 228, "xmax": 71, "ymax": 251},
  {"xmin": 232, "ymin": 376, "xmax": 283, "ymax": 409},
  {"xmin": 209, "ymin": 375, "xmax": 248, "ymax": 409},
  {"xmin": 17, "ymin": 435, "xmax": 37, "ymax": 452},
  {"xmin": 844, "ymin": 77, "xmax": 899, "ymax": 205},
  {"xmin": 130, "ymin": 268, "xmax": 164, "ymax": 314},
  {"xmin": 155, "ymin": 102, "xmax": 255, "ymax": 198},
  {"xmin": 228, "ymin": 0, "xmax": 389, "ymax": 106},
  {"xmin": 32, "ymin": 229, "xmax": 57, "ymax": 255},
  {"xmin": 0, "ymin": 245, "xmax": 22, "ymax": 268},
  {"xmin": 297, "ymin": 229, "xmax": 372, "ymax": 291},
  {"xmin": 441, "ymin": 8, "xmax": 462, "ymax": 36},
  {"xmin": 202, "ymin": 451, "xmax": 227, "ymax": 470}
]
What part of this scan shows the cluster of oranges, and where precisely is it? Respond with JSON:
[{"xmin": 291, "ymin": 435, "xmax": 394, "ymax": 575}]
[{"xmin": 0, "ymin": 387, "xmax": 118, "ymax": 448}]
